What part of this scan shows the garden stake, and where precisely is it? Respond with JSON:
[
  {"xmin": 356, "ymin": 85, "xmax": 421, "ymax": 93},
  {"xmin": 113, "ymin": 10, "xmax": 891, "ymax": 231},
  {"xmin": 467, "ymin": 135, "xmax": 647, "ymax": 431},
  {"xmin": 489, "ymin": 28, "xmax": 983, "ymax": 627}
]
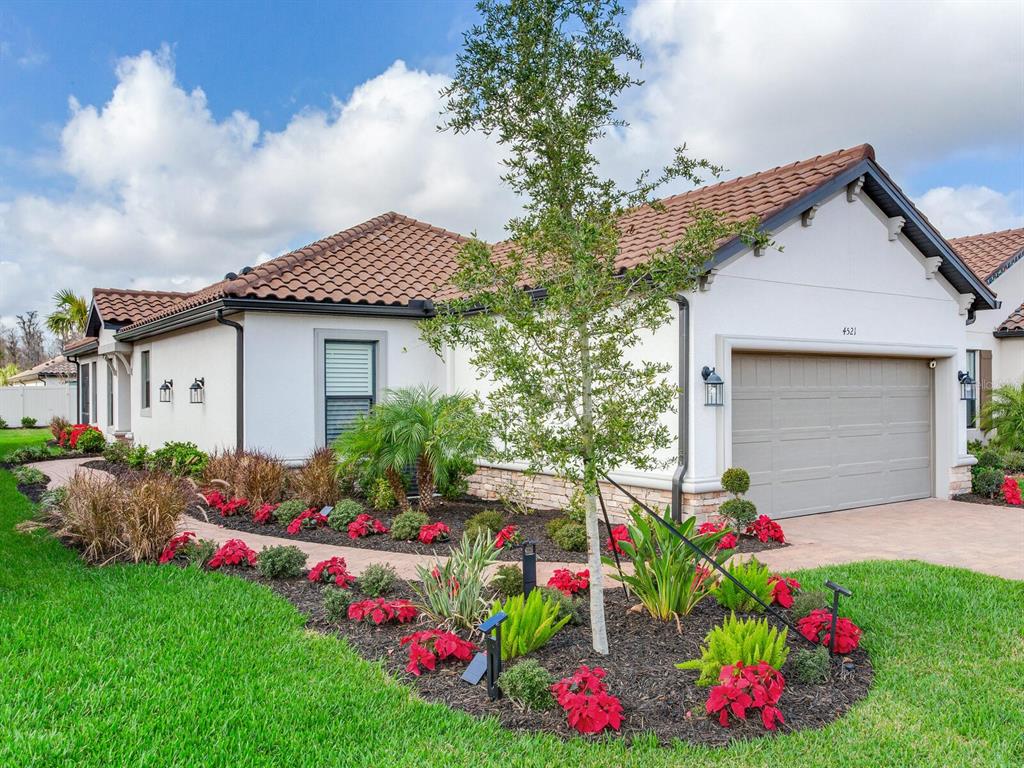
[
  {"xmin": 596, "ymin": 487, "xmax": 630, "ymax": 599},
  {"xmin": 521, "ymin": 541, "xmax": 537, "ymax": 597},
  {"xmin": 478, "ymin": 611, "xmax": 508, "ymax": 700},
  {"xmin": 601, "ymin": 473, "xmax": 817, "ymax": 646},
  {"xmin": 824, "ymin": 580, "xmax": 852, "ymax": 656}
]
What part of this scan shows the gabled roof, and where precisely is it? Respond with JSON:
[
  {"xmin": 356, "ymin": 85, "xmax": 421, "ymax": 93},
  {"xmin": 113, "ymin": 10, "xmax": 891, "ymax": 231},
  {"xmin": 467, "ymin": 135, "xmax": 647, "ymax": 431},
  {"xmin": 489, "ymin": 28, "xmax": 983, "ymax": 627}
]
[
  {"xmin": 995, "ymin": 301, "xmax": 1024, "ymax": 337},
  {"xmin": 949, "ymin": 227, "xmax": 1024, "ymax": 284},
  {"xmin": 92, "ymin": 288, "xmax": 192, "ymax": 325},
  {"xmin": 114, "ymin": 143, "xmax": 998, "ymax": 340},
  {"xmin": 7, "ymin": 355, "xmax": 76, "ymax": 383},
  {"xmin": 64, "ymin": 336, "xmax": 98, "ymax": 355}
]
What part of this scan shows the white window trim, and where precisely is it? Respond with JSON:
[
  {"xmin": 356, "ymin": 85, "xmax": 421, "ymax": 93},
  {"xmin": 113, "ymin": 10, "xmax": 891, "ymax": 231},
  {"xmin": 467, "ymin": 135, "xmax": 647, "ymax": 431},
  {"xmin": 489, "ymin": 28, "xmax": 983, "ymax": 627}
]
[
  {"xmin": 313, "ymin": 328, "xmax": 387, "ymax": 448},
  {"xmin": 139, "ymin": 346, "xmax": 153, "ymax": 418}
]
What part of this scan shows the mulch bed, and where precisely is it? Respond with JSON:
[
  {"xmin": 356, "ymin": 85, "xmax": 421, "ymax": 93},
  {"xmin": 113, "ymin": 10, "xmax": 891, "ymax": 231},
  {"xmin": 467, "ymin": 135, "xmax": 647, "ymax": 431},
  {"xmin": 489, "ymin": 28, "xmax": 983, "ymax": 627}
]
[
  {"xmin": 212, "ymin": 564, "xmax": 871, "ymax": 746},
  {"xmin": 16, "ymin": 477, "xmax": 50, "ymax": 504},
  {"xmin": 952, "ymin": 493, "xmax": 1023, "ymax": 509}
]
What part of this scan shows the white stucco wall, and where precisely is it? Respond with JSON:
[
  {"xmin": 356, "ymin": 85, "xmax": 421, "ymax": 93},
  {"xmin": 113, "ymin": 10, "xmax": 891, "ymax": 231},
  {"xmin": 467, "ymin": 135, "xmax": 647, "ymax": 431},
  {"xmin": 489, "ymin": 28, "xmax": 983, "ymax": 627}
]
[
  {"xmin": 243, "ymin": 311, "xmax": 446, "ymax": 462},
  {"xmin": 967, "ymin": 257, "xmax": 1024, "ymax": 386}
]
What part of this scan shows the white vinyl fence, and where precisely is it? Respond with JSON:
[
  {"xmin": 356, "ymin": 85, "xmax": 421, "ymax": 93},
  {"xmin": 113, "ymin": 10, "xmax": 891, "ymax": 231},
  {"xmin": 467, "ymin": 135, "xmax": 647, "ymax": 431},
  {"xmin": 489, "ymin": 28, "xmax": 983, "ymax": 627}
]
[{"xmin": 0, "ymin": 383, "xmax": 76, "ymax": 426}]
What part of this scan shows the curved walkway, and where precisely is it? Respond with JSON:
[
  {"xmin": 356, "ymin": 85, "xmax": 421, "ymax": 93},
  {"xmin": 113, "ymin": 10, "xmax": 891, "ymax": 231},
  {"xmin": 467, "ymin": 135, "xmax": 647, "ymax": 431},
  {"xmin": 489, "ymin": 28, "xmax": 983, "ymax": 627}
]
[{"xmin": 29, "ymin": 459, "xmax": 1024, "ymax": 581}]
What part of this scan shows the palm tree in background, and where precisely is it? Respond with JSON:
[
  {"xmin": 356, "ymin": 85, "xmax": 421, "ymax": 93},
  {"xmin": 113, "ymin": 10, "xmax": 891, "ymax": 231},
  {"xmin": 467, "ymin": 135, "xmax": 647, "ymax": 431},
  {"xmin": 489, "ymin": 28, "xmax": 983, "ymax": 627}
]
[
  {"xmin": 980, "ymin": 383, "xmax": 1024, "ymax": 450},
  {"xmin": 45, "ymin": 289, "xmax": 89, "ymax": 343}
]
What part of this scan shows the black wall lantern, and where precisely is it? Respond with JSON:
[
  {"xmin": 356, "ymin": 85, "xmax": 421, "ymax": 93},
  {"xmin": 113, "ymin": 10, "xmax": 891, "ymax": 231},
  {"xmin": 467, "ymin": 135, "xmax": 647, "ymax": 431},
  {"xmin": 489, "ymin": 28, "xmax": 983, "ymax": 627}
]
[
  {"xmin": 958, "ymin": 371, "xmax": 975, "ymax": 402},
  {"xmin": 189, "ymin": 377, "xmax": 205, "ymax": 404},
  {"xmin": 158, "ymin": 379, "xmax": 173, "ymax": 403},
  {"xmin": 702, "ymin": 366, "xmax": 724, "ymax": 407}
]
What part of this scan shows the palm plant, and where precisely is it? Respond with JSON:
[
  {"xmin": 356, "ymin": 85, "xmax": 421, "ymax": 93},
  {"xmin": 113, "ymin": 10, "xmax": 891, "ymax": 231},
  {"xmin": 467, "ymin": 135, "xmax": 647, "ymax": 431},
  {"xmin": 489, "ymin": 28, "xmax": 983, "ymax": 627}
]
[
  {"xmin": 334, "ymin": 386, "xmax": 490, "ymax": 513},
  {"xmin": 980, "ymin": 383, "xmax": 1024, "ymax": 451},
  {"xmin": 0, "ymin": 363, "xmax": 17, "ymax": 386},
  {"xmin": 45, "ymin": 289, "xmax": 89, "ymax": 341}
]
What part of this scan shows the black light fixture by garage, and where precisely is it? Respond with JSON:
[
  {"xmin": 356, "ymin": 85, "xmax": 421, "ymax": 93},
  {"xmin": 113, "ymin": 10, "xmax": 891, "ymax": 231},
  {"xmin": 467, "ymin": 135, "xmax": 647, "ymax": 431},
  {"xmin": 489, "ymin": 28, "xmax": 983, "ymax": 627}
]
[
  {"xmin": 189, "ymin": 377, "xmax": 205, "ymax": 404},
  {"xmin": 957, "ymin": 370, "xmax": 975, "ymax": 401},
  {"xmin": 158, "ymin": 379, "xmax": 173, "ymax": 403},
  {"xmin": 701, "ymin": 366, "xmax": 724, "ymax": 407}
]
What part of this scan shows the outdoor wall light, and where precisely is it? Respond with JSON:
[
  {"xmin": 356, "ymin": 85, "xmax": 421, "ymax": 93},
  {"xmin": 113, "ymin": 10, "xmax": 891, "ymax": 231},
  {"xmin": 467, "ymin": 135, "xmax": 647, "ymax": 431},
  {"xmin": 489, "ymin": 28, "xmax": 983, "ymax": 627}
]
[
  {"xmin": 957, "ymin": 370, "xmax": 975, "ymax": 402},
  {"xmin": 702, "ymin": 366, "xmax": 724, "ymax": 407},
  {"xmin": 159, "ymin": 379, "xmax": 173, "ymax": 403},
  {"xmin": 189, "ymin": 377, "xmax": 205, "ymax": 404}
]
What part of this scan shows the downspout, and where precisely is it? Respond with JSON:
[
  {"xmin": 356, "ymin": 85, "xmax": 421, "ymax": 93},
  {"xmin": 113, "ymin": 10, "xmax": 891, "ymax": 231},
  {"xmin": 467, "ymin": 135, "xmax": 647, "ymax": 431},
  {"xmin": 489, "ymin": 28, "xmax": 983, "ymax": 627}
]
[
  {"xmin": 216, "ymin": 310, "xmax": 244, "ymax": 451},
  {"xmin": 671, "ymin": 296, "xmax": 690, "ymax": 522}
]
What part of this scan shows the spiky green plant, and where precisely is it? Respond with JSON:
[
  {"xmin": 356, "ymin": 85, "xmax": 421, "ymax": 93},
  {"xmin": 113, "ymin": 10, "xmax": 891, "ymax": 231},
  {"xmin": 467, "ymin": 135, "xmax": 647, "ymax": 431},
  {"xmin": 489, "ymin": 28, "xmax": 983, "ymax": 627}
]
[
  {"xmin": 491, "ymin": 588, "xmax": 571, "ymax": 661},
  {"xmin": 676, "ymin": 613, "xmax": 790, "ymax": 685},
  {"xmin": 411, "ymin": 531, "xmax": 498, "ymax": 630},
  {"xmin": 981, "ymin": 383, "xmax": 1024, "ymax": 450},
  {"xmin": 714, "ymin": 557, "xmax": 774, "ymax": 613}
]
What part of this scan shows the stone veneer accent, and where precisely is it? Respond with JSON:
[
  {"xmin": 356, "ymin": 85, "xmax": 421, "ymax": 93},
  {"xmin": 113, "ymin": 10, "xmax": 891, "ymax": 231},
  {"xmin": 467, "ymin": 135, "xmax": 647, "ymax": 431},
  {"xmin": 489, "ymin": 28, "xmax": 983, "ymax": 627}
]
[
  {"xmin": 949, "ymin": 464, "xmax": 972, "ymax": 496},
  {"xmin": 466, "ymin": 465, "xmax": 728, "ymax": 521}
]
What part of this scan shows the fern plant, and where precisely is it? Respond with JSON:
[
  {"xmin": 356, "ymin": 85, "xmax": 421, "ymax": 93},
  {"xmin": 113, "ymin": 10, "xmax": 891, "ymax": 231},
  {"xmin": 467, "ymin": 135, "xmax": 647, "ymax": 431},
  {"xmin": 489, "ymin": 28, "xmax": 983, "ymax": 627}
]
[
  {"xmin": 491, "ymin": 588, "xmax": 571, "ymax": 660},
  {"xmin": 412, "ymin": 531, "xmax": 497, "ymax": 630},
  {"xmin": 676, "ymin": 613, "xmax": 789, "ymax": 685},
  {"xmin": 714, "ymin": 557, "xmax": 773, "ymax": 613}
]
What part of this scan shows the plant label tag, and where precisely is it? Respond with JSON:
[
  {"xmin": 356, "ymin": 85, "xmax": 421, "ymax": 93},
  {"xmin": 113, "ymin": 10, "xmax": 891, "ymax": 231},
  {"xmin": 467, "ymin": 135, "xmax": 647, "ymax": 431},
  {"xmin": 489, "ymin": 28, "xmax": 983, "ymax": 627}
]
[
  {"xmin": 320, "ymin": 506, "xmax": 333, "ymax": 516},
  {"xmin": 461, "ymin": 652, "xmax": 487, "ymax": 685}
]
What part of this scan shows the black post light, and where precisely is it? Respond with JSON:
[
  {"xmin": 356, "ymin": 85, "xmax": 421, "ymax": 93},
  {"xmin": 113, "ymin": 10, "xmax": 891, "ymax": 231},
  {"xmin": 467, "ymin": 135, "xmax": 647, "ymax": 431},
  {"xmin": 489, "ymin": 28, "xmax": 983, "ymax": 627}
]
[
  {"xmin": 702, "ymin": 366, "xmax": 724, "ymax": 407},
  {"xmin": 958, "ymin": 370, "xmax": 975, "ymax": 402},
  {"xmin": 479, "ymin": 611, "xmax": 508, "ymax": 700},
  {"xmin": 824, "ymin": 579, "xmax": 852, "ymax": 657},
  {"xmin": 521, "ymin": 541, "xmax": 537, "ymax": 597},
  {"xmin": 189, "ymin": 377, "xmax": 205, "ymax": 404},
  {"xmin": 158, "ymin": 379, "xmax": 173, "ymax": 403}
]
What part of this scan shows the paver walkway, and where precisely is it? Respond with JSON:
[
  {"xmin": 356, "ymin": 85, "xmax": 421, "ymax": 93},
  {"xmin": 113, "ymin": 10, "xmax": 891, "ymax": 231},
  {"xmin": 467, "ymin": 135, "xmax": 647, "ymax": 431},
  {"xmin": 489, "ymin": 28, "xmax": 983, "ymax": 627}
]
[{"xmin": 29, "ymin": 459, "xmax": 1024, "ymax": 581}]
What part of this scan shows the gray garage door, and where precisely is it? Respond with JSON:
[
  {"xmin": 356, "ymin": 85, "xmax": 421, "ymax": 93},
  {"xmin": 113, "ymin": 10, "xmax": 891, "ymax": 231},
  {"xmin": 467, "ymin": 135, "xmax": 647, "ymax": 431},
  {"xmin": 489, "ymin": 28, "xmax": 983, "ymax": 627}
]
[{"xmin": 732, "ymin": 353, "xmax": 933, "ymax": 518}]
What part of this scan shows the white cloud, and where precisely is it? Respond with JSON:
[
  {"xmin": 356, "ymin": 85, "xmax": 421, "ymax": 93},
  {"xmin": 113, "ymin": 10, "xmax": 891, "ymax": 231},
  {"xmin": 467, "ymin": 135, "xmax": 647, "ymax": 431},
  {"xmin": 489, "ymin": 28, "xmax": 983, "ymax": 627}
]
[{"xmin": 917, "ymin": 185, "xmax": 1023, "ymax": 238}]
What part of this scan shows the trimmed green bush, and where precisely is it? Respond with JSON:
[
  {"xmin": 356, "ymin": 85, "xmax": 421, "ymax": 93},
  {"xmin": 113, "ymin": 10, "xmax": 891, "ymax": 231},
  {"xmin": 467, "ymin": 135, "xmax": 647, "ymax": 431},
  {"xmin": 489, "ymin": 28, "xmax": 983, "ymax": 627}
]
[
  {"xmin": 498, "ymin": 660, "xmax": 555, "ymax": 711},
  {"xmin": 677, "ymin": 613, "xmax": 789, "ymax": 685},
  {"xmin": 257, "ymin": 545, "xmax": 307, "ymax": 579},
  {"xmin": 718, "ymin": 497, "xmax": 757, "ymax": 533},
  {"xmin": 357, "ymin": 563, "xmax": 396, "ymax": 597},
  {"xmin": 328, "ymin": 498, "xmax": 363, "ymax": 531},
  {"xmin": 323, "ymin": 588, "xmax": 354, "ymax": 622},
  {"xmin": 368, "ymin": 476, "xmax": 397, "ymax": 510},
  {"xmin": 715, "ymin": 557, "xmax": 773, "ymax": 613},
  {"xmin": 551, "ymin": 520, "xmax": 587, "ymax": 552},
  {"xmin": 102, "ymin": 440, "xmax": 132, "ymax": 464},
  {"xmin": 973, "ymin": 447, "xmax": 1005, "ymax": 469},
  {"xmin": 75, "ymin": 429, "xmax": 107, "ymax": 454},
  {"xmin": 721, "ymin": 467, "xmax": 751, "ymax": 495},
  {"xmin": 465, "ymin": 509, "xmax": 505, "ymax": 542},
  {"xmin": 790, "ymin": 645, "xmax": 831, "ymax": 684},
  {"xmin": 390, "ymin": 510, "xmax": 430, "ymax": 541},
  {"xmin": 490, "ymin": 564, "xmax": 524, "ymax": 598},
  {"xmin": 274, "ymin": 499, "xmax": 310, "ymax": 526},
  {"xmin": 150, "ymin": 441, "xmax": 208, "ymax": 476},
  {"xmin": 126, "ymin": 444, "xmax": 150, "ymax": 469},
  {"xmin": 972, "ymin": 466, "xmax": 1003, "ymax": 498},
  {"xmin": 13, "ymin": 465, "xmax": 46, "ymax": 486},
  {"xmin": 545, "ymin": 516, "xmax": 569, "ymax": 538},
  {"xmin": 791, "ymin": 588, "xmax": 828, "ymax": 620},
  {"xmin": 20, "ymin": 417, "xmax": 38, "ymax": 428}
]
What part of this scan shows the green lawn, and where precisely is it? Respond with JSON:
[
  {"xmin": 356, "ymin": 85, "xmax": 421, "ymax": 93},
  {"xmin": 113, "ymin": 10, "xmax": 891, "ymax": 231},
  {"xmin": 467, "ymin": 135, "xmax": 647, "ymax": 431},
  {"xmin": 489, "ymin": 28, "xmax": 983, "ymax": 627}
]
[
  {"xmin": 0, "ymin": 431, "xmax": 1021, "ymax": 767},
  {"xmin": 0, "ymin": 427, "xmax": 50, "ymax": 456}
]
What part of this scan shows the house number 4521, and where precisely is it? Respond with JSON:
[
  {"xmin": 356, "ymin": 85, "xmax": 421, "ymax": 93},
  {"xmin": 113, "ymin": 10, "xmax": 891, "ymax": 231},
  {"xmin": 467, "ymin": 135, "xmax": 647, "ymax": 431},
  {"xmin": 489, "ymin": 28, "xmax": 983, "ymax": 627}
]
[{"xmin": 842, "ymin": 326, "xmax": 857, "ymax": 336}]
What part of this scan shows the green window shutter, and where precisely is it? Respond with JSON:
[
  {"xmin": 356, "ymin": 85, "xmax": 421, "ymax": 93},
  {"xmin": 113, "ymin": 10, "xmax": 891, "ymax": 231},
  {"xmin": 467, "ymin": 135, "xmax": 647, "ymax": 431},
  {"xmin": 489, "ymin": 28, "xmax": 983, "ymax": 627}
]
[{"xmin": 325, "ymin": 341, "xmax": 375, "ymax": 444}]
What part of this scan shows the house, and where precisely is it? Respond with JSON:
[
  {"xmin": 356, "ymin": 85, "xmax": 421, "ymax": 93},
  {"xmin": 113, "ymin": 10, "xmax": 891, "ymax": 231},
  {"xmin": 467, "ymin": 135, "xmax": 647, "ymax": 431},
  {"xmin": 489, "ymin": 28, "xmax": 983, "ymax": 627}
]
[
  {"xmin": 6, "ymin": 356, "xmax": 77, "ymax": 386},
  {"xmin": 65, "ymin": 143, "xmax": 1004, "ymax": 519},
  {"xmin": 950, "ymin": 228, "xmax": 1024, "ymax": 440}
]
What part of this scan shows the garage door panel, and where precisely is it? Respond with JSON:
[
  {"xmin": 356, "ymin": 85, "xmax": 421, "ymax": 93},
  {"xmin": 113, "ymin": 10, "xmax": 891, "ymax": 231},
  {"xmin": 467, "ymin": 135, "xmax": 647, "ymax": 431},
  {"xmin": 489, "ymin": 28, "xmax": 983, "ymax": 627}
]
[{"xmin": 733, "ymin": 353, "xmax": 932, "ymax": 518}]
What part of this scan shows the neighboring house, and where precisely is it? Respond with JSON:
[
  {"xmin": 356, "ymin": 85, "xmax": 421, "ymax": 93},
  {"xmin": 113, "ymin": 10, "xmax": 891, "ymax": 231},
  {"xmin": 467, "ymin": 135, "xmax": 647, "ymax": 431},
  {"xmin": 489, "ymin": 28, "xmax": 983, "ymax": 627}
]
[
  {"xmin": 66, "ymin": 144, "xmax": 1002, "ymax": 519},
  {"xmin": 950, "ymin": 228, "xmax": 1024, "ymax": 441},
  {"xmin": 6, "ymin": 356, "xmax": 77, "ymax": 386}
]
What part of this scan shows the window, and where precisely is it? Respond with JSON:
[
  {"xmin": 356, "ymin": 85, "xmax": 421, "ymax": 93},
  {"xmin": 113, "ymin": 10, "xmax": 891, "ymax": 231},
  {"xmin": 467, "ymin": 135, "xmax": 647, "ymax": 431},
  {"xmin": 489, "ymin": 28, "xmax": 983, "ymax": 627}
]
[
  {"xmin": 141, "ymin": 351, "xmax": 151, "ymax": 411},
  {"xmin": 966, "ymin": 349, "xmax": 978, "ymax": 428},
  {"xmin": 107, "ymin": 364, "xmax": 114, "ymax": 427},
  {"xmin": 91, "ymin": 362, "xmax": 98, "ymax": 425},
  {"xmin": 80, "ymin": 363, "xmax": 91, "ymax": 424},
  {"xmin": 324, "ymin": 340, "xmax": 375, "ymax": 444}
]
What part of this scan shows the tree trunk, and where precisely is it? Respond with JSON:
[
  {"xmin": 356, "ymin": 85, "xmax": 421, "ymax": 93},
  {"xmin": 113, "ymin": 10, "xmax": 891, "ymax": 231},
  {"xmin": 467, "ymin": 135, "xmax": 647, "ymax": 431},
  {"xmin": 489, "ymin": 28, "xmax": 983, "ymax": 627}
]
[
  {"xmin": 580, "ymin": 327, "xmax": 609, "ymax": 655},
  {"xmin": 385, "ymin": 467, "xmax": 410, "ymax": 511},
  {"xmin": 416, "ymin": 457, "xmax": 435, "ymax": 514}
]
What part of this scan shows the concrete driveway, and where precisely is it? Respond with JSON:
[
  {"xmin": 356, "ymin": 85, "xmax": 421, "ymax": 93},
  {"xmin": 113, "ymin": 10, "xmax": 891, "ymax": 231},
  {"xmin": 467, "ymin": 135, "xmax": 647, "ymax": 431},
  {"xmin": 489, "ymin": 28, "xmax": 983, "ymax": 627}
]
[{"xmin": 752, "ymin": 498, "xmax": 1024, "ymax": 580}]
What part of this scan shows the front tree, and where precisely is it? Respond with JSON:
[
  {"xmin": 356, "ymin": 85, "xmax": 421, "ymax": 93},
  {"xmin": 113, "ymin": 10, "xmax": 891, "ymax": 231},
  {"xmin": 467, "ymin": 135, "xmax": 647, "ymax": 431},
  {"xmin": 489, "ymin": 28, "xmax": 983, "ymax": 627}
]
[{"xmin": 422, "ymin": 0, "xmax": 768, "ymax": 653}]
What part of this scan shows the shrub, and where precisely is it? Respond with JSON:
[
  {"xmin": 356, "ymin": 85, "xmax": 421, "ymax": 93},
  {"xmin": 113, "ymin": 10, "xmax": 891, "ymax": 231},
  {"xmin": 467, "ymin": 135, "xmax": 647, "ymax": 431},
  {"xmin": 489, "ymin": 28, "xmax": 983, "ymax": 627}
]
[
  {"xmin": 790, "ymin": 645, "xmax": 831, "ymax": 684},
  {"xmin": 707, "ymin": 662, "xmax": 785, "ymax": 731},
  {"xmin": 308, "ymin": 557, "xmax": 355, "ymax": 587},
  {"xmin": 490, "ymin": 564, "xmax": 524, "ymax": 598},
  {"xmin": 182, "ymin": 537, "xmax": 217, "ymax": 568},
  {"xmin": 537, "ymin": 586, "xmax": 583, "ymax": 625},
  {"xmin": 328, "ymin": 498, "xmax": 364, "ymax": 530},
  {"xmin": 347, "ymin": 513, "xmax": 388, "ymax": 539},
  {"xmin": 721, "ymin": 467, "xmax": 751, "ymax": 495},
  {"xmin": 0, "ymin": 416, "xmax": 6, "ymax": 428},
  {"xmin": 49, "ymin": 416, "xmax": 71, "ymax": 441},
  {"xmin": 438, "ymin": 456, "xmax": 477, "ymax": 501},
  {"xmin": 368, "ymin": 476, "xmax": 398, "ymax": 510},
  {"xmin": 323, "ymin": 588, "xmax": 354, "ymax": 622},
  {"xmin": 545, "ymin": 516, "xmax": 570, "ymax": 538},
  {"xmin": 552, "ymin": 665, "xmax": 623, "ymax": 734},
  {"xmin": 564, "ymin": 488, "xmax": 587, "ymax": 523},
  {"xmin": 150, "ymin": 441, "xmax": 208, "ymax": 477},
  {"xmin": 20, "ymin": 416, "xmax": 37, "ymax": 428},
  {"xmin": 604, "ymin": 506, "xmax": 731, "ymax": 619},
  {"xmin": 496, "ymin": 481, "xmax": 532, "ymax": 516},
  {"xmin": 715, "ymin": 557, "xmax": 774, "ymax": 613},
  {"xmin": 102, "ymin": 440, "xmax": 132, "ymax": 464},
  {"xmin": 293, "ymin": 447, "xmax": 340, "ymax": 508},
  {"xmin": 973, "ymin": 446, "xmax": 1005, "ymax": 469},
  {"xmin": 273, "ymin": 499, "xmax": 309, "ymax": 526},
  {"xmin": 465, "ymin": 509, "xmax": 504, "ymax": 542},
  {"xmin": 546, "ymin": 568, "xmax": 589, "ymax": 595},
  {"xmin": 390, "ymin": 510, "xmax": 430, "ymax": 541},
  {"xmin": 490, "ymin": 588, "xmax": 571, "ymax": 660},
  {"xmin": 552, "ymin": 521, "xmax": 588, "ymax": 552},
  {"xmin": 203, "ymin": 449, "xmax": 285, "ymax": 507},
  {"xmin": 797, "ymin": 609, "xmax": 863, "ymax": 653},
  {"xmin": 791, "ymin": 589, "xmax": 828, "ymax": 620},
  {"xmin": 13, "ymin": 465, "xmax": 46, "ymax": 486},
  {"xmin": 418, "ymin": 521, "xmax": 450, "ymax": 544},
  {"xmin": 980, "ymin": 382, "xmax": 1024, "ymax": 449},
  {"xmin": 401, "ymin": 629, "xmax": 477, "ymax": 676},
  {"xmin": 347, "ymin": 598, "xmax": 417, "ymax": 625},
  {"xmin": 208, "ymin": 539, "xmax": 258, "ymax": 569},
  {"xmin": 126, "ymin": 444, "xmax": 150, "ymax": 469},
  {"xmin": 357, "ymin": 563, "xmax": 397, "ymax": 597},
  {"xmin": 971, "ymin": 466, "xmax": 1003, "ymax": 498},
  {"xmin": 718, "ymin": 498, "xmax": 757, "ymax": 535},
  {"xmin": 413, "ymin": 532, "xmax": 498, "ymax": 630},
  {"xmin": 257, "ymin": 545, "xmax": 307, "ymax": 578},
  {"xmin": 498, "ymin": 660, "xmax": 555, "ymax": 711},
  {"xmin": 75, "ymin": 428, "xmax": 107, "ymax": 454},
  {"xmin": 676, "ymin": 614, "xmax": 790, "ymax": 685}
]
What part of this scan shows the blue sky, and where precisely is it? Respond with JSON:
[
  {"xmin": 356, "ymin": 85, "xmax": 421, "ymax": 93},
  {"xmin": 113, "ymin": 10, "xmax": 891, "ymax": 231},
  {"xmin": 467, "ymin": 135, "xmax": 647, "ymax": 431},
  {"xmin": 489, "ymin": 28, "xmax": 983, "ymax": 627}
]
[{"xmin": 0, "ymin": 0, "xmax": 1021, "ymax": 323}]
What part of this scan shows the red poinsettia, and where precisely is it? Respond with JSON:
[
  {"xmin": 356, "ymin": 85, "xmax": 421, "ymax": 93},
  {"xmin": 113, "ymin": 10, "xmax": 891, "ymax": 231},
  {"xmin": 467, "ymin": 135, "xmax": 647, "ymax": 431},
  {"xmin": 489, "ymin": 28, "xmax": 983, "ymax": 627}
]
[
  {"xmin": 286, "ymin": 508, "xmax": 329, "ymax": 535},
  {"xmin": 400, "ymin": 629, "xmax": 476, "ymax": 676},
  {"xmin": 347, "ymin": 598, "xmax": 418, "ymax": 625},
  {"xmin": 418, "ymin": 521, "xmax": 451, "ymax": 545},
  {"xmin": 204, "ymin": 491, "xmax": 249, "ymax": 517},
  {"xmin": 718, "ymin": 532, "xmax": 738, "ymax": 550},
  {"xmin": 347, "ymin": 513, "xmax": 389, "ymax": 539},
  {"xmin": 768, "ymin": 575, "xmax": 801, "ymax": 608},
  {"xmin": 747, "ymin": 514, "xmax": 786, "ymax": 543},
  {"xmin": 606, "ymin": 524, "xmax": 632, "ymax": 555},
  {"xmin": 159, "ymin": 531, "xmax": 196, "ymax": 564},
  {"xmin": 307, "ymin": 557, "xmax": 355, "ymax": 588},
  {"xmin": 546, "ymin": 568, "xmax": 590, "ymax": 595},
  {"xmin": 494, "ymin": 524, "xmax": 520, "ymax": 549},
  {"xmin": 430, "ymin": 565, "xmax": 460, "ymax": 595},
  {"xmin": 797, "ymin": 609, "xmax": 862, "ymax": 654},
  {"xmin": 698, "ymin": 520, "xmax": 725, "ymax": 535},
  {"xmin": 252, "ymin": 502, "xmax": 278, "ymax": 524},
  {"xmin": 1002, "ymin": 476, "xmax": 1022, "ymax": 505},
  {"xmin": 706, "ymin": 661, "xmax": 785, "ymax": 730},
  {"xmin": 551, "ymin": 665, "xmax": 623, "ymax": 734},
  {"xmin": 208, "ymin": 539, "xmax": 258, "ymax": 569},
  {"xmin": 59, "ymin": 423, "xmax": 102, "ymax": 449}
]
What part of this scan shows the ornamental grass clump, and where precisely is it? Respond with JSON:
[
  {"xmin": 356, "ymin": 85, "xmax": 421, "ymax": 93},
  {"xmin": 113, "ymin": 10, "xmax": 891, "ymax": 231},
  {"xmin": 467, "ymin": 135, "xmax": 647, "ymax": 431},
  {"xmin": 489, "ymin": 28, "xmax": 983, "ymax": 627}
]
[
  {"xmin": 413, "ymin": 532, "xmax": 497, "ymax": 630},
  {"xmin": 715, "ymin": 557, "xmax": 774, "ymax": 613},
  {"xmin": 203, "ymin": 449, "xmax": 286, "ymax": 507},
  {"xmin": 498, "ymin": 660, "xmax": 555, "ymax": 712},
  {"xmin": 293, "ymin": 447, "xmax": 341, "ymax": 508},
  {"xmin": 490, "ymin": 588, "xmax": 571, "ymax": 660},
  {"xmin": 256, "ymin": 545, "xmax": 307, "ymax": 579},
  {"xmin": 677, "ymin": 613, "xmax": 790, "ymax": 686}
]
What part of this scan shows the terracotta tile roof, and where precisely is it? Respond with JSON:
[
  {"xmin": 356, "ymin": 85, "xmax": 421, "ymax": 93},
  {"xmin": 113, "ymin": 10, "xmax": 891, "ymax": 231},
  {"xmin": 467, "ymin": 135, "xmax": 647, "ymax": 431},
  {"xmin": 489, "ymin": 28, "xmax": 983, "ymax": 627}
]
[
  {"xmin": 996, "ymin": 301, "xmax": 1024, "ymax": 334},
  {"xmin": 949, "ymin": 227, "xmax": 1024, "ymax": 284},
  {"xmin": 92, "ymin": 287, "xmax": 192, "ymax": 325},
  {"xmin": 7, "ymin": 356, "xmax": 76, "ymax": 383},
  {"xmin": 64, "ymin": 336, "xmax": 97, "ymax": 353}
]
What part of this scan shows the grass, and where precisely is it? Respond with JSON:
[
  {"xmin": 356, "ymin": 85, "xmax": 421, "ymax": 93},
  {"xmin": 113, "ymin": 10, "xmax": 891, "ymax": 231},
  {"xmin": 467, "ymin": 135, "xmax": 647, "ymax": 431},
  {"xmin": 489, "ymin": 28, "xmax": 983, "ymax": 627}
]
[
  {"xmin": 0, "ymin": 431, "xmax": 1021, "ymax": 766},
  {"xmin": 0, "ymin": 427, "xmax": 51, "ymax": 456}
]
